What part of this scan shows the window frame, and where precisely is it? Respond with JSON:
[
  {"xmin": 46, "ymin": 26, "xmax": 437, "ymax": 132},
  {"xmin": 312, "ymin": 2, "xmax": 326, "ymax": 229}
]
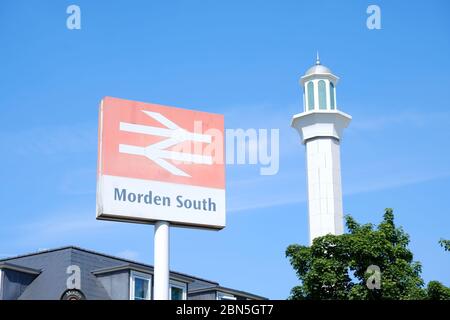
[
  {"xmin": 318, "ymin": 80, "xmax": 327, "ymax": 110},
  {"xmin": 169, "ymin": 279, "xmax": 187, "ymax": 300},
  {"xmin": 217, "ymin": 291, "xmax": 237, "ymax": 300},
  {"xmin": 129, "ymin": 270, "xmax": 152, "ymax": 300},
  {"xmin": 0, "ymin": 269, "xmax": 3, "ymax": 299},
  {"xmin": 329, "ymin": 81, "xmax": 335, "ymax": 109},
  {"xmin": 307, "ymin": 81, "xmax": 315, "ymax": 111}
]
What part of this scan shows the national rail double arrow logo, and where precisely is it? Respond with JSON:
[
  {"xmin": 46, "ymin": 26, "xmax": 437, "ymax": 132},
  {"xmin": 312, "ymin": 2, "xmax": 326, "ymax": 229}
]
[{"xmin": 118, "ymin": 110, "xmax": 213, "ymax": 177}]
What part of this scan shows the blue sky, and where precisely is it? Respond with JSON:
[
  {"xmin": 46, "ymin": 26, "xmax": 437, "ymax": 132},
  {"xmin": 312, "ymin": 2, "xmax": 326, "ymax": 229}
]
[{"xmin": 1, "ymin": 0, "xmax": 449, "ymax": 299}]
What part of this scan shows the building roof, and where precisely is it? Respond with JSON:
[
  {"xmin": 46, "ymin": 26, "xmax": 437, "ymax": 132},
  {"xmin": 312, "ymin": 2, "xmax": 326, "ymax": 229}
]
[
  {"xmin": 0, "ymin": 245, "xmax": 217, "ymax": 285},
  {"xmin": 304, "ymin": 52, "xmax": 333, "ymax": 76},
  {"xmin": 92, "ymin": 263, "xmax": 194, "ymax": 283},
  {"xmin": 0, "ymin": 262, "xmax": 41, "ymax": 275},
  {"xmin": 0, "ymin": 246, "xmax": 265, "ymax": 300},
  {"xmin": 305, "ymin": 63, "xmax": 332, "ymax": 76},
  {"xmin": 188, "ymin": 285, "xmax": 268, "ymax": 300}
]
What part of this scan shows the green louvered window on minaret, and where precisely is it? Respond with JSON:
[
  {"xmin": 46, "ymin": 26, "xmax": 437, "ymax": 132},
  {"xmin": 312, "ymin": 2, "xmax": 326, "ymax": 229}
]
[
  {"xmin": 318, "ymin": 80, "xmax": 327, "ymax": 110},
  {"xmin": 307, "ymin": 81, "xmax": 315, "ymax": 110}
]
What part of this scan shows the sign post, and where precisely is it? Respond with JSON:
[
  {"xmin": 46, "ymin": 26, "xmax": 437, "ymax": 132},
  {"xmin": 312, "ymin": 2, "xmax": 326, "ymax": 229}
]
[
  {"xmin": 96, "ymin": 97, "xmax": 225, "ymax": 300},
  {"xmin": 154, "ymin": 221, "xmax": 170, "ymax": 300}
]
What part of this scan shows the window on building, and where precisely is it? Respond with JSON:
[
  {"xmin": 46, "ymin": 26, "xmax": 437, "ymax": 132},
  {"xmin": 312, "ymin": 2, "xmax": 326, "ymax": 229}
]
[
  {"xmin": 217, "ymin": 292, "xmax": 237, "ymax": 300},
  {"xmin": 130, "ymin": 271, "xmax": 151, "ymax": 300},
  {"xmin": 170, "ymin": 280, "xmax": 187, "ymax": 300},
  {"xmin": 318, "ymin": 80, "xmax": 327, "ymax": 110},
  {"xmin": 171, "ymin": 287, "xmax": 183, "ymax": 300},
  {"xmin": 330, "ymin": 82, "xmax": 335, "ymax": 109},
  {"xmin": 0, "ymin": 269, "xmax": 3, "ymax": 296},
  {"xmin": 307, "ymin": 81, "xmax": 314, "ymax": 111}
]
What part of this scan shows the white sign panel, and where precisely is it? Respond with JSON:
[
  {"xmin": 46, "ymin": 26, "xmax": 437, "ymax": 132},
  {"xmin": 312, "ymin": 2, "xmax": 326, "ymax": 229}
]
[{"xmin": 96, "ymin": 97, "xmax": 225, "ymax": 230}]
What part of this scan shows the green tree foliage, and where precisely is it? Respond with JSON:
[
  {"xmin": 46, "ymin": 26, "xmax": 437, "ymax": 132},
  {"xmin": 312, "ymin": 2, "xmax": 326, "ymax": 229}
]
[
  {"xmin": 439, "ymin": 239, "xmax": 450, "ymax": 252},
  {"xmin": 426, "ymin": 281, "xmax": 450, "ymax": 300},
  {"xmin": 286, "ymin": 208, "xmax": 450, "ymax": 300}
]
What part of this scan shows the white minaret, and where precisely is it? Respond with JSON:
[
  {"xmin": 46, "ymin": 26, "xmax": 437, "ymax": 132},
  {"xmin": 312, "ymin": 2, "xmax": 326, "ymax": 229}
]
[{"xmin": 291, "ymin": 53, "xmax": 351, "ymax": 244}]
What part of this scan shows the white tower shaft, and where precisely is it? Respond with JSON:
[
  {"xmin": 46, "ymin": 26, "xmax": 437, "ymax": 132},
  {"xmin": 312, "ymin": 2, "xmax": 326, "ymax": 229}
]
[
  {"xmin": 305, "ymin": 137, "xmax": 343, "ymax": 241},
  {"xmin": 292, "ymin": 111, "xmax": 350, "ymax": 244}
]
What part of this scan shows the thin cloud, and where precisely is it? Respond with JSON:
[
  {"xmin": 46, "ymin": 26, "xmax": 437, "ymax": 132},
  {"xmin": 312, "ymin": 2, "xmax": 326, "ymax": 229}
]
[
  {"xmin": 227, "ymin": 169, "xmax": 450, "ymax": 213},
  {"xmin": 58, "ymin": 167, "xmax": 97, "ymax": 195},
  {"xmin": 345, "ymin": 170, "xmax": 450, "ymax": 196},
  {"xmin": 115, "ymin": 250, "xmax": 140, "ymax": 261},
  {"xmin": 15, "ymin": 211, "xmax": 114, "ymax": 245},
  {"xmin": 0, "ymin": 122, "xmax": 97, "ymax": 156},
  {"xmin": 350, "ymin": 110, "xmax": 450, "ymax": 131},
  {"xmin": 228, "ymin": 196, "xmax": 306, "ymax": 213}
]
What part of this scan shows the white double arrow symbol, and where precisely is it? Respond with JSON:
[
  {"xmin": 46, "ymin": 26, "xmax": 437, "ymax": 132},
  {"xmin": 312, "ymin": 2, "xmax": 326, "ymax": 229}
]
[{"xmin": 119, "ymin": 110, "xmax": 212, "ymax": 177}]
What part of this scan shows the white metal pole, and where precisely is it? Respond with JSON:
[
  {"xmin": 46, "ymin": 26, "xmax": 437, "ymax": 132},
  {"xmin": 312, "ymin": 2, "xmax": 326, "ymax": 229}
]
[{"xmin": 154, "ymin": 220, "xmax": 170, "ymax": 300}]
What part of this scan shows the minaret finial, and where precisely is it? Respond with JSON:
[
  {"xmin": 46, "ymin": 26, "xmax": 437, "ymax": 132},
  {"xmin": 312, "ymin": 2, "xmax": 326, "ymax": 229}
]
[{"xmin": 316, "ymin": 51, "xmax": 320, "ymax": 65}]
